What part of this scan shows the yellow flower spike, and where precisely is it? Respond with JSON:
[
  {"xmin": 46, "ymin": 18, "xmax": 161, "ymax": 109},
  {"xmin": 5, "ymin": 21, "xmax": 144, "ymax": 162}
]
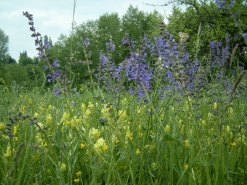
[
  {"xmin": 61, "ymin": 112, "xmax": 70, "ymax": 125},
  {"xmin": 0, "ymin": 122, "xmax": 5, "ymax": 129},
  {"xmin": 126, "ymin": 130, "xmax": 133, "ymax": 142},
  {"xmin": 84, "ymin": 109, "xmax": 91, "ymax": 117},
  {"xmin": 13, "ymin": 126, "xmax": 17, "ymax": 135},
  {"xmin": 240, "ymin": 128, "xmax": 245, "ymax": 135},
  {"xmin": 21, "ymin": 105, "xmax": 26, "ymax": 113},
  {"xmin": 93, "ymin": 138, "xmax": 108, "ymax": 153},
  {"xmin": 76, "ymin": 171, "xmax": 81, "ymax": 177},
  {"xmin": 118, "ymin": 110, "xmax": 127, "ymax": 121},
  {"xmin": 88, "ymin": 102, "xmax": 94, "ymax": 108},
  {"xmin": 170, "ymin": 106, "xmax": 175, "ymax": 111},
  {"xmin": 164, "ymin": 124, "xmax": 171, "ymax": 134},
  {"xmin": 81, "ymin": 103, "xmax": 86, "ymax": 111},
  {"xmin": 46, "ymin": 114, "xmax": 53, "ymax": 124},
  {"xmin": 228, "ymin": 107, "xmax": 234, "ymax": 115},
  {"xmin": 48, "ymin": 105, "xmax": 53, "ymax": 111},
  {"xmin": 74, "ymin": 178, "xmax": 80, "ymax": 183},
  {"xmin": 4, "ymin": 146, "xmax": 15, "ymax": 158},
  {"xmin": 34, "ymin": 112, "xmax": 39, "ymax": 118},
  {"xmin": 102, "ymin": 144, "xmax": 109, "ymax": 152},
  {"xmin": 225, "ymin": 126, "xmax": 231, "ymax": 133},
  {"xmin": 208, "ymin": 112, "xmax": 213, "ymax": 119},
  {"xmin": 183, "ymin": 164, "xmax": 189, "ymax": 171},
  {"xmin": 112, "ymin": 135, "xmax": 119, "ymax": 145},
  {"xmin": 213, "ymin": 102, "xmax": 218, "ymax": 109},
  {"xmin": 135, "ymin": 149, "xmax": 141, "ymax": 156},
  {"xmin": 59, "ymin": 162, "xmax": 67, "ymax": 172},
  {"xmin": 71, "ymin": 116, "xmax": 80, "ymax": 126},
  {"xmin": 201, "ymin": 119, "xmax": 207, "ymax": 126},
  {"xmin": 80, "ymin": 143, "xmax": 86, "ymax": 149},
  {"xmin": 184, "ymin": 139, "xmax": 190, "ymax": 148},
  {"xmin": 89, "ymin": 128, "xmax": 100, "ymax": 140}
]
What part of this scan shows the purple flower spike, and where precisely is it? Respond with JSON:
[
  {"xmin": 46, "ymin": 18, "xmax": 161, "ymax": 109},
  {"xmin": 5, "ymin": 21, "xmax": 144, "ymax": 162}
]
[
  {"xmin": 106, "ymin": 40, "xmax": 116, "ymax": 52},
  {"xmin": 54, "ymin": 87, "xmax": 61, "ymax": 97},
  {"xmin": 52, "ymin": 59, "xmax": 60, "ymax": 67},
  {"xmin": 44, "ymin": 41, "xmax": 52, "ymax": 50}
]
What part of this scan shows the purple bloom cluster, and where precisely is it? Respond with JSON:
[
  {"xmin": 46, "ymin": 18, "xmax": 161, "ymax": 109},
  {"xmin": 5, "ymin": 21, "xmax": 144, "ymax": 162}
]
[
  {"xmin": 106, "ymin": 40, "xmax": 116, "ymax": 52},
  {"xmin": 210, "ymin": 38, "xmax": 230, "ymax": 67},
  {"xmin": 96, "ymin": 33, "xmax": 200, "ymax": 99},
  {"xmin": 215, "ymin": 0, "xmax": 235, "ymax": 9}
]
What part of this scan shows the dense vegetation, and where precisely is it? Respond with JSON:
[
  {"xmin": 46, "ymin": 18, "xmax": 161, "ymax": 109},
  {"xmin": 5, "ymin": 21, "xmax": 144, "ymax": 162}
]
[{"xmin": 0, "ymin": 1, "xmax": 246, "ymax": 184}]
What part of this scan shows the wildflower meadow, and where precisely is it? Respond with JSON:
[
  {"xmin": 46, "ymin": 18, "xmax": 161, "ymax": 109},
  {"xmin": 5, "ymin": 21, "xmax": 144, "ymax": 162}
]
[{"xmin": 0, "ymin": 1, "xmax": 246, "ymax": 184}]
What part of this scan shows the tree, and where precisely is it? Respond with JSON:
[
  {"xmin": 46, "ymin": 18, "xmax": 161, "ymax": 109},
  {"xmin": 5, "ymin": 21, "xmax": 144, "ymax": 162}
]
[
  {"xmin": 18, "ymin": 51, "xmax": 33, "ymax": 66},
  {"xmin": 0, "ymin": 28, "xmax": 9, "ymax": 62},
  {"xmin": 166, "ymin": 0, "xmax": 247, "ymax": 60}
]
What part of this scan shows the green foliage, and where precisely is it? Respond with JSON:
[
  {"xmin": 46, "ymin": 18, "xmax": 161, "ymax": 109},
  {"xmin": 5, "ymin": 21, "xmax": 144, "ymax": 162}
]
[
  {"xmin": 166, "ymin": 0, "xmax": 247, "ymax": 58},
  {"xmin": 18, "ymin": 51, "xmax": 34, "ymax": 66},
  {"xmin": 0, "ymin": 28, "xmax": 9, "ymax": 63},
  {"xmin": 3, "ymin": 64, "xmax": 28, "ymax": 85}
]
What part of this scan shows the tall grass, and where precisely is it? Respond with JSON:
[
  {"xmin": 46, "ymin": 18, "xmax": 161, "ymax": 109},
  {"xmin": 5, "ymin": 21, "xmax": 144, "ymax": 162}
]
[{"xmin": 0, "ymin": 82, "xmax": 246, "ymax": 184}]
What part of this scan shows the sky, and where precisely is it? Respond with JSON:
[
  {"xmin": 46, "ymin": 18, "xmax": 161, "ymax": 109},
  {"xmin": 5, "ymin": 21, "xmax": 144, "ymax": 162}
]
[{"xmin": 0, "ymin": 0, "xmax": 173, "ymax": 61}]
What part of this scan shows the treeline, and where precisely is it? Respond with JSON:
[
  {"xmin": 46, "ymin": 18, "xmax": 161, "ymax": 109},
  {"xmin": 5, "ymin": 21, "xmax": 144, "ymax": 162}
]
[{"xmin": 0, "ymin": 2, "xmax": 246, "ymax": 89}]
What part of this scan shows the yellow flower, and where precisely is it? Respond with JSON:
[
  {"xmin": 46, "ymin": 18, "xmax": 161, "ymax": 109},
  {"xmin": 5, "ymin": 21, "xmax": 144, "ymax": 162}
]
[
  {"xmin": 81, "ymin": 103, "xmax": 86, "ymax": 111},
  {"xmin": 89, "ymin": 128, "xmax": 100, "ymax": 140},
  {"xmin": 13, "ymin": 126, "xmax": 17, "ymax": 135},
  {"xmin": 46, "ymin": 114, "xmax": 53, "ymax": 124},
  {"xmin": 74, "ymin": 178, "xmax": 80, "ymax": 183},
  {"xmin": 183, "ymin": 163, "xmax": 189, "ymax": 170},
  {"xmin": 228, "ymin": 107, "xmax": 234, "ymax": 115},
  {"xmin": 93, "ymin": 138, "xmax": 108, "ymax": 153},
  {"xmin": 0, "ymin": 122, "xmax": 5, "ymax": 129},
  {"xmin": 118, "ymin": 110, "xmax": 127, "ymax": 121},
  {"xmin": 76, "ymin": 171, "xmax": 81, "ymax": 177},
  {"xmin": 48, "ymin": 105, "xmax": 53, "ymax": 111},
  {"xmin": 71, "ymin": 116, "xmax": 80, "ymax": 125},
  {"xmin": 80, "ymin": 143, "xmax": 86, "ymax": 149},
  {"xmin": 112, "ymin": 135, "xmax": 119, "ymax": 145},
  {"xmin": 164, "ymin": 124, "xmax": 171, "ymax": 134},
  {"xmin": 208, "ymin": 112, "xmax": 213, "ymax": 119},
  {"xmin": 88, "ymin": 102, "xmax": 94, "ymax": 108},
  {"xmin": 184, "ymin": 139, "xmax": 190, "ymax": 148},
  {"xmin": 21, "ymin": 105, "xmax": 26, "ymax": 113},
  {"xmin": 34, "ymin": 112, "xmax": 39, "ymax": 118},
  {"xmin": 126, "ymin": 130, "xmax": 133, "ymax": 142},
  {"xmin": 230, "ymin": 142, "xmax": 237, "ymax": 146},
  {"xmin": 61, "ymin": 112, "xmax": 70, "ymax": 125},
  {"xmin": 4, "ymin": 146, "xmax": 14, "ymax": 157},
  {"xmin": 135, "ymin": 149, "xmax": 141, "ymax": 156},
  {"xmin": 84, "ymin": 109, "xmax": 91, "ymax": 117},
  {"xmin": 59, "ymin": 162, "xmax": 66, "ymax": 172},
  {"xmin": 201, "ymin": 119, "xmax": 207, "ymax": 126},
  {"xmin": 213, "ymin": 102, "xmax": 218, "ymax": 109}
]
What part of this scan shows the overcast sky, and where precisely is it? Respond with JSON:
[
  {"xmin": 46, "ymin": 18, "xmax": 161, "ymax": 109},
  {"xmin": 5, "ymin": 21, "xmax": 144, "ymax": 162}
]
[{"xmin": 0, "ymin": 0, "xmax": 173, "ymax": 61}]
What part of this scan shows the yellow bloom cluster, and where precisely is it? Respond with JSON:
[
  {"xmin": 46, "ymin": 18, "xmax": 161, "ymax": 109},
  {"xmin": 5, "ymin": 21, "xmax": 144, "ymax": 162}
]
[{"xmin": 93, "ymin": 138, "xmax": 109, "ymax": 153}]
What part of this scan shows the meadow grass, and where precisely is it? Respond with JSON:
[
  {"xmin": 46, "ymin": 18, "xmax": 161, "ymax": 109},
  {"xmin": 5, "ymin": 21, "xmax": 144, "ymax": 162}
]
[{"xmin": 0, "ymin": 82, "xmax": 246, "ymax": 185}]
